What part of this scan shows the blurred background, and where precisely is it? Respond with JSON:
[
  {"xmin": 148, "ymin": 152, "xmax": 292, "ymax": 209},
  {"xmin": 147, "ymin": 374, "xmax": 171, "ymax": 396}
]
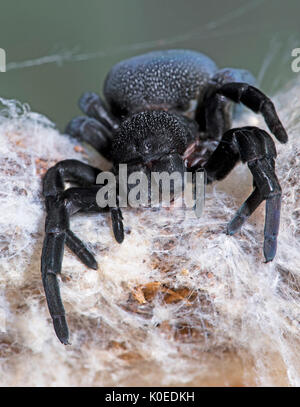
[{"xmin": 0, "ymin": 0, "xmax": 299, "ymax": 130}]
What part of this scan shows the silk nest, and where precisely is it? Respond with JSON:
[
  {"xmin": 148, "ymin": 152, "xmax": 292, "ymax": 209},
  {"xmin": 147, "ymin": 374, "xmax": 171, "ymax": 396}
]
[{"xmin": 0, "ymin": 77, "xmax": 299, "ymax": 386}]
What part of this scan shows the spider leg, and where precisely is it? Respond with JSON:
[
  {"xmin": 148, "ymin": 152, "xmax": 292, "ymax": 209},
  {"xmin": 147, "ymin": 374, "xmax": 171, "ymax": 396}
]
[
  {"xmin": 200, "ymin": 126, "xmax": 281, "ymax": 262},
  {"xmin": 79, "ymin": 92, "xmax": 119, "ymax": 132},
  {"xmin": 65, "ymin": 230, "xmax": 98, "ymax": 270},
  {"xmin": 199, "ymin": 93, "xmax": 230, "ymax": 139},
  {"xmin": 65, "ymin": 92, "xmax": 119, "ymax": 159},
  {"xmin": 42, "ymin": 185, "xmax": 107, "ymax": 344},
  {"xmin": 42, "ymin": 160, "xmax": 125, "ymax": 343},
  {"xmin": 43, "ymin": 160, "xmax": 104, "ymax": 267},
  {"xmin": 111, "ymin": 207, "xmax": 124, "ymax": 243},
  {"xmin": 42, "ymin": 160, "xmax": 103, "ymax": 344},
  {"xmin": 192, "ymin": 69, "xmax": 255, "ymax": 169},
  {"xmin": 43, "ymin": 158, "xmax": 125, "ymax": 258},
  {"xmin": 212, "ymin": 82, "xmax": 288, "ymax": 143},
  {"xmin": 226, "ymin": 186, "xmax": 262, "ymax": 235},
  {"xmin": 195, "ymin": 68, "xmax": 255, "ymax": 137},
  {"xmin": 66, "ymin": 116, "xmax": 113, "ymax": 159}
]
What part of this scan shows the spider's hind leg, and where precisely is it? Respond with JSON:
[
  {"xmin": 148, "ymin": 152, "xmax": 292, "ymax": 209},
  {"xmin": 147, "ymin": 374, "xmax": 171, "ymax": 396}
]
[
  {"xmin": 210, "ymin": 81, "xmax": 288, "ymax": 143},
  {"xmin": 195, "ymin": 68, "xmax": 256, "ymax": 138},
  {"xmin": 66, "ymin": 92, "xmax": 119, "ymax": 160},
  {"xmin": 189, "ymin": 69, "xmax": 255, "ymax": 170},
  {"xmin": 79, "ymin": 92, "xmax": 119, "ymax": 132}
]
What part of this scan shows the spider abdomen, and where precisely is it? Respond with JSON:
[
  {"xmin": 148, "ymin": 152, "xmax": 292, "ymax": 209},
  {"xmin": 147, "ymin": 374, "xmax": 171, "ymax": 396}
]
[{"xmin": 104, "ymin": 49, "xmax": 217, "ymax": 117}]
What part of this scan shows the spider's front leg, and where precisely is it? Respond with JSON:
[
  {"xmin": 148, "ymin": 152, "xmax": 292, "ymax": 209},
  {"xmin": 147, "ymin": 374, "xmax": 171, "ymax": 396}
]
[
  {"xmin": 42, "ymin": 159, "xmax": 125, "ymax": 344},
  {"xmin": 42, "ymin": 160, "xmax": 106, "ymax": 344},
  {"xmin": 197, "ymin": 126, "xmax": 282, "ymax": 262}
]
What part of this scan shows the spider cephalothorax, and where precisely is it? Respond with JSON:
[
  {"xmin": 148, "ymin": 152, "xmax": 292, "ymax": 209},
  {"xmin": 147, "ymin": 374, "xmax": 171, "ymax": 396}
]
[
  {"xmin": 112, "ymin": 110, "xmax": 196, "ymax": 176},
  {"xmin": 42, "ymin": 50, "xmax": 288, "ymax": 344}
]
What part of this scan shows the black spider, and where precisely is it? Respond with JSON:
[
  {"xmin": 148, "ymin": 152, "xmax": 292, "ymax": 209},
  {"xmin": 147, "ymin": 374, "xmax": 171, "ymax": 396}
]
[{"xmin": 42, "ymin": 50, "xmax": 288, "ymax": 344}]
